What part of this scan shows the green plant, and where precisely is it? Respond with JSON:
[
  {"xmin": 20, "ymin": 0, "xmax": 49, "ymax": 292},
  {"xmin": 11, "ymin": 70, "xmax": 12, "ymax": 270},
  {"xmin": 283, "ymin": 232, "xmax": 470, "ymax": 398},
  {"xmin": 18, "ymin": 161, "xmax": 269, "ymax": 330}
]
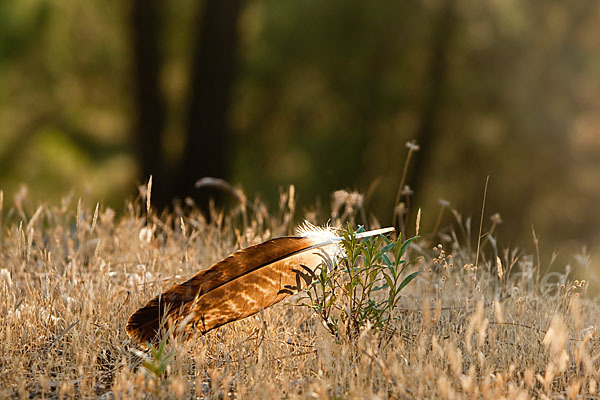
[
  {"xmin": 303, "ymin": 224, "xmax": 420, "ymax": 343},
  {"xmin": 132, "ymin": 339, "xmax": 174, "ymax": 383}
]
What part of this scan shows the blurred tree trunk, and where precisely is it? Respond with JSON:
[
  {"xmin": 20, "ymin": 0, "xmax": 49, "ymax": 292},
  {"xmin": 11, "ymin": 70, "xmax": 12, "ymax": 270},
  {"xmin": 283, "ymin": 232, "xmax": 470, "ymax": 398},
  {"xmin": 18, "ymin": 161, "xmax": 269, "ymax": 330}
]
[
  {"xmin": 409, "ymin": 0, "xmax": 456, "ymax": 209},
  {"xmin": 175, "ymin": 0, "xmax": 243, "ymax": 211},
  {"xmin": 130, "ymin": 0, "xmax": 167, "ymax": 206}
]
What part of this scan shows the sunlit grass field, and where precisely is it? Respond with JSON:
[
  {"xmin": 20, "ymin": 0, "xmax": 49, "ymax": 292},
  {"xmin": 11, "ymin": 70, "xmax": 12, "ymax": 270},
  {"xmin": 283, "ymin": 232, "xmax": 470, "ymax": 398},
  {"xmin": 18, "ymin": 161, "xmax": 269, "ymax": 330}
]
[{"xmin": 0, "ymin": 187, "xmax": 598, "ymax": 399}]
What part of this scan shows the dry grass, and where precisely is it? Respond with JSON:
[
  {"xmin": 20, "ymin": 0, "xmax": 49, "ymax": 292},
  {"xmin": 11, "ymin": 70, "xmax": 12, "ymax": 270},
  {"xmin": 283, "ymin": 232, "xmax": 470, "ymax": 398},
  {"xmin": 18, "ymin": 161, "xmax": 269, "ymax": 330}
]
[{"xmin": 0, "ymin": 188, "xmax": 598, "ymax": 399}]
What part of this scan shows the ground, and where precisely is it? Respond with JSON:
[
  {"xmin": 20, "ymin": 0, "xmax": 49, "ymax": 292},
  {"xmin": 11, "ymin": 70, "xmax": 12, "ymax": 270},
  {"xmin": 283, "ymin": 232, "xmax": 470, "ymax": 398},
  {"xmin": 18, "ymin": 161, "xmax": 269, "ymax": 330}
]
[{"xmin": 0, "ymin": 194, "xmax": 598, "ymax": 399}]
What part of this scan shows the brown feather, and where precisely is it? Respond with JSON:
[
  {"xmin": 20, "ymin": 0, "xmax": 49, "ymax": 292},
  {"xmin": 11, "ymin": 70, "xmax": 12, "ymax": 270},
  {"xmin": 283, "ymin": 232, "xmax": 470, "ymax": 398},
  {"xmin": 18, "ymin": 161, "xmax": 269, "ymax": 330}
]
[{"xmin": 126, "ymin": 236, "xmax": 335, "ymax": 344}]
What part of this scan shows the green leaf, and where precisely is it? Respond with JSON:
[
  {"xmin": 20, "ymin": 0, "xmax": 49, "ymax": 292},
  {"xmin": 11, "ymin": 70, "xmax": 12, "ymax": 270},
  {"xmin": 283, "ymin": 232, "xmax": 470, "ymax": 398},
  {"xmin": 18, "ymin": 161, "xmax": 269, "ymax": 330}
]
[
  {"xmin": 142, "ymin": 360, "xmax": 154, "ymax": 372},
  {"xmin": 397, "ymin": 270, "xmax": 420, "ymax": 293},
  {"xmin": 372, "ymin": 284, "xmax": 388, "ymax": 292},
  {"xmin": 382, "ymin": 253, "xmax": 392, "ymax": 267},
  {"xmin": 383, "ymin": 273, "xmax": 394, "ymax": 293},
  {"xmin": 379, "ymin": 242, "xmax": 396, "ymax": 256},
  {"xmin": 368, "ymin": 268, "xmax": 378, "ymax": 285},
  {"xmin": 398, "ymin": 236, "xmax": 419, "ymax": 259}
]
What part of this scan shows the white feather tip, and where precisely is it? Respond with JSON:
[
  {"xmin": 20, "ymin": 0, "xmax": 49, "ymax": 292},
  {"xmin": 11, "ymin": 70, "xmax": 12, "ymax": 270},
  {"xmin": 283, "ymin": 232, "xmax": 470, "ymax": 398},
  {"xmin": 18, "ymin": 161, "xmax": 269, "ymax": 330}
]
[
  {"xmin": 295, "ymin": 221, "xmax": 338, "ymax": 241},
  {"xmin": 295, "ymin": 221, "xmax": 395, "ymax": 241}
]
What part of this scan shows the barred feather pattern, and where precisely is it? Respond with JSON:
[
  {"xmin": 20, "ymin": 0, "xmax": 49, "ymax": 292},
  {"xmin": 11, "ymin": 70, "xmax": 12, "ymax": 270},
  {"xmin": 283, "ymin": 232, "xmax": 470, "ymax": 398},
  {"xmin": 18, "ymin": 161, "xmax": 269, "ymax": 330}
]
[{"xmin": 126, "ymin": 236, "xmax": 337, "ymax": 344}]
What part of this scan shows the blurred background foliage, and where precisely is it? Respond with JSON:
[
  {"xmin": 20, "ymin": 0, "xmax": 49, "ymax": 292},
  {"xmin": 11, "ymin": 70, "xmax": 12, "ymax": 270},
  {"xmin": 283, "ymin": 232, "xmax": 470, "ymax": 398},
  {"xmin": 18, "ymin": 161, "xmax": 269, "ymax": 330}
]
[{"xmin": 1, "ymin": 0, "xmax": 599, "ymax": 264}]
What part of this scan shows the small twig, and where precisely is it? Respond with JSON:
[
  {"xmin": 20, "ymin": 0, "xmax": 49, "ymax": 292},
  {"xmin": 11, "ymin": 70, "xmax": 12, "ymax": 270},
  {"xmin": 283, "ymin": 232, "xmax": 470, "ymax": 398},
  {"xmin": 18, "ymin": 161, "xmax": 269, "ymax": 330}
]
[
  {"xmin": 488, "ymin": 321, "xmax": 543, "ymax": 334},
  {"xmin": 90, "ymin": 322, "xmax": 112, "ymax": 331},
  {"xmin": 392, "ymin": 142, "xmax": 419, "ymax": 234},
  {"xmin": 205, "ymin": 326, "xmax": 262, "ymax": 365},
  {"xmin": 205, "ymin": 346, "xmax": 317, "ymax": 365},
  {"xmin": 381, "ymin": 325, "xmax": 398, "ymax": 349},
  {"xmin": 195, "ymin": 177, "xmax": 267, "ymax": 219},
  {"xmin": 263, "ymin": 350, "xmax": 317, "ymax": 363},
  {"xmin": 362, "ymin": 349, "xmax": 390, "ymax": 382},
  {"xmin": 432, "ymin": 201, "xmax": 449, "ymax": 238},
  {"xmin": 41, "ymin": 320, "xmax": 79, "ymax": 355},
  {"xmin": 116, "ymin": 290, "xmax": 130, "ymax": 314},
  {"xmin": 14, "ymin": 297, "xmax": 24, "ymax": 312},
  {"xmin": 256, "ymin": 309, "xmax": 267, "ymax": 350},
  {"xmin": 390, "ymin": 318, "xmax": 589, "ymax": 344},
  {"xmin": 133, "ymin": 275, "xmax": 184, "ymax": 287},
  {"xmin": 487, "ymin": 321, "xmax": 593, "ymax": 342},
  {"xmin": 475, "ymin": 176, "xmax": 489, "ymax": 269},
  {"xmin": 280, "ymin": 340, "xmax": 315, "ymax": 349},
  {"xmin": 398, "ymin": 294, "xmax": 510, "ymax": 314}
]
